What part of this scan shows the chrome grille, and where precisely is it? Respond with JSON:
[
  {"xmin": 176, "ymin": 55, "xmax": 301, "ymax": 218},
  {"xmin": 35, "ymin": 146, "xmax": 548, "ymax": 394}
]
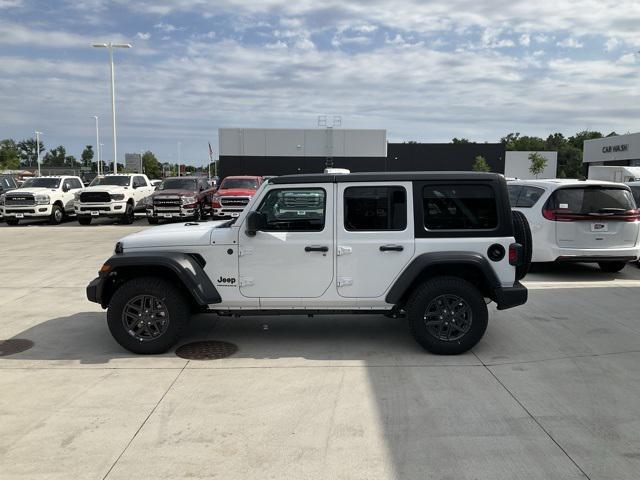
[
  {"xmin": 153, "ymin": 196, "xmax": 181, "ymax": 207},
  {"xmin": 220, "ymin": 196, "xmax": 250, "ymax": 207},
  {"xmin": 5, "ymin": 194, "xmax": 35, "ymax": 206}
]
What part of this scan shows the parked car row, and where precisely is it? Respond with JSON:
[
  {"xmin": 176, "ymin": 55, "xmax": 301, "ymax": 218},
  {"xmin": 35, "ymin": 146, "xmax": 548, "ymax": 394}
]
[{"xmin": 0, "ymin": 174, "xmax": 265, "ymax": 226}]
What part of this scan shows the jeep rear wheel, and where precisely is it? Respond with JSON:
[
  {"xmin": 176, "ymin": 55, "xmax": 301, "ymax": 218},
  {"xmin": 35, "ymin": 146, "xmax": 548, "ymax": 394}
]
[
  {"xmin": 406, "ymin": 276, "xmax": 488, "ymax": 355},
  {"xmin": 107, "ymin": 276, "xmax": 190, "ymax": 354}
]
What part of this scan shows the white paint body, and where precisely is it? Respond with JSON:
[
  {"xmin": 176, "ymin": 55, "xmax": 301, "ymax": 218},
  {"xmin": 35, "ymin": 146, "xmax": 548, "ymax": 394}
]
[
  {"xmin": 508, "ymin": 179, "xmax": 640, "ymax": 263},
  {"xmin": 74, "ymin": 174, "xmax": 154, "ymax": 217},
  {"xmin": 1, "ymin": 176, "xmax": 83, "ymax": 219},
  {"xmin": 120, "ymin": 180, "xmax": 517, "ymax": 310}
]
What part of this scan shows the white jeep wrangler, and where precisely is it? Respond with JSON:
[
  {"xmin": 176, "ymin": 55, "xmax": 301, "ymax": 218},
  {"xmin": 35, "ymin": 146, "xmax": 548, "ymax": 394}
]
[
  {"xmin": 74, "ymin": 174, "xmax": 154, "ymax": 225},
  {"xmin": 1, "ymin": 175, "xmax": 84, "ymax": 225},
  {"xmin": 87, "ymin": 172, "xmax": 531, "ymax": 355}
]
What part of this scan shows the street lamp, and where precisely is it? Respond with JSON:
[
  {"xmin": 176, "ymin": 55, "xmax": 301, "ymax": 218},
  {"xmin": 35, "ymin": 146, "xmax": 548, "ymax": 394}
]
[
  {"xmin": 91, "ymin": 42, "xmax": 132, "ymax": 174},
  {"xmin": 35, "ymin": 131, "xmax": 42, "ymax": 176},
  {"xmin": 93, "ymin": 116, "xmax": 101, "ymax": 176},
  {"xmin": 177, "ymin": 141, "xmax": 182, "ymax": 177},
  {"xmin": 100, "ymin": 143, "xmax": 104, "ymax": 173}
]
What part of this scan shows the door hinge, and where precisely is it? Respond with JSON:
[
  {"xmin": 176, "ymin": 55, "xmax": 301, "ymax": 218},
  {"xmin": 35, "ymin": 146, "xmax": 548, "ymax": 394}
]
[
  {"xmin": 337, "ymin": 246, "xmax": 352, "ymax": 256},
  {"xmin": 239, "ymin": 247, "xmax": 254, "ymax": 257},
  {"xmin": 239, "ymin": 277, "xmax": 254, "ymax": 287},
  {"xmin": 337, "ymin": 277, "xmax": 353, "ymax": 287}
]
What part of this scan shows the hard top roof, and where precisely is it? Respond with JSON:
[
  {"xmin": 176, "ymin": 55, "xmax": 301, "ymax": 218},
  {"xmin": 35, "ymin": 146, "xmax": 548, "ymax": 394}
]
[{"xmin": 269, "ymin": 171, "xmax": 502, "ymax": 185}]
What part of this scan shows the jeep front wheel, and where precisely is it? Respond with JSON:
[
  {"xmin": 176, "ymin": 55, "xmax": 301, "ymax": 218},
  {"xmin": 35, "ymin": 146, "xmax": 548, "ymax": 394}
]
[
  {"xmin": 406, "ymin": 276, "xmax": 488, "ymax": 355},
  {"xmin": 107, "ymin": 276, "xmax": 190, "ymax": 354}
]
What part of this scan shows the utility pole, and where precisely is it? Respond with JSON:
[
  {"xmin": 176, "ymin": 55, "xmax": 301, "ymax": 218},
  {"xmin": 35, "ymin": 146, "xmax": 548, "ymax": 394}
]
[
  {"xmin": 92, "ymin": 42, "xmax": 132, "ymax": 174},
  {"xmin": 35, "ymin": 131, "xmax": 42, "ymax": 176},
  {"xmin": 93, "ymin": 116, "xmax": 101, "ymax": 176}
]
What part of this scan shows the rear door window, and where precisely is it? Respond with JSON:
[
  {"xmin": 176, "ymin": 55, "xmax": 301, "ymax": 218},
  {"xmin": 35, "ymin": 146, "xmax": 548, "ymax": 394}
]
[
  {"xmin": 344, "ymin": 186, "xmax": 407, "ymax": 231},
  {"xmin": 422, "ymin": 184, "xmax": 498, "ymax": 230},
  {"xmin": 548, "ymin": 187, "xmax": 635, "ymax": 214},
  {"xmin": 508, "ymin": 185, "xmax": 545, "ymax": 208}
]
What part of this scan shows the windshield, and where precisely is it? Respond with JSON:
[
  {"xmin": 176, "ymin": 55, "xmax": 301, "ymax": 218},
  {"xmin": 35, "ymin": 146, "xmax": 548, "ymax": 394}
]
[
  {"xmin": 220, "ymin": 178, "xmax": 259, "ymax": 190},
  {"xmin": 158, "ymin": 179, "xmax": 197, "ymax": 191},
  {"xmin": 90, "ymin": 176, "xmax": 131, "ymax": 187},
  {"xmin": 548, "ymin": 187, "xmax": 636, "ymax": 214},
  {"xmin": 21, "ymin": 178, "xmax": 60, "ymax": 189}
]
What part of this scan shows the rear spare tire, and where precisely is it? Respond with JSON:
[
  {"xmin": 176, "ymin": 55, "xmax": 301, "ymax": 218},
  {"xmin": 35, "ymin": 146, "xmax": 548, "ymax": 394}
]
[{"xmin": 512, "ymin": 210, "xmax": 532, "ymax": 280}]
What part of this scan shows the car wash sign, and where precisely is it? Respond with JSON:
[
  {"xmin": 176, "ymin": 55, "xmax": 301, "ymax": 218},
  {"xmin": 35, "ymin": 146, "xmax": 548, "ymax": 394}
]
[{"xmin": 602, "ymin": 144, "xmax": 629, "ymax": 153}]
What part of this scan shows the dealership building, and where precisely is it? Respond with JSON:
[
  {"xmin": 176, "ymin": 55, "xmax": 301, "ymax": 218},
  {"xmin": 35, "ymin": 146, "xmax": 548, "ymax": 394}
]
[
  {"xmin": 583, "ymin": 132, "xmax": 640, "ymax": 168},
  {"xmin": 218, "ymin": 128, "xmax": 506, "ymax": 178}
]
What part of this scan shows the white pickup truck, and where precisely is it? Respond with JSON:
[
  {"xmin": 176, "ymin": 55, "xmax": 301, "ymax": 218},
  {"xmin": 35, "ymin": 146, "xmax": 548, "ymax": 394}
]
[
  {"xmin": 74, "ymin": 174, "xmax": 154, "ymax": 225},
  {"xmin": 1, "ymin": 176, "xmax": 84, "ymax": 225}
]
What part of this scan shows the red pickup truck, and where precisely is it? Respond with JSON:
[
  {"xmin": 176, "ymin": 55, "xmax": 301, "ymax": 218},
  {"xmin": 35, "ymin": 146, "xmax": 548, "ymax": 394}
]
[{"xmin": 210, "ymin": 175, "xmax": 263, "ymax": 219}]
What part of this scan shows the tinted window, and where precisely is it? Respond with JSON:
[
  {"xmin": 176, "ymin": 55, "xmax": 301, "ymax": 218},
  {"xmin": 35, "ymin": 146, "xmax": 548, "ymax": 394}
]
[
  {"xmin": 257, "ymin": 188, "xmax": 325, "ymax": 231},
  {"xmin": 159, "ymin": 179, "xmax": 197, "ymax": 190},
  {"xmin": 423, "ymin": 184, "xmax": 498, "ymax": 230},
  {"xmin": 220, "ymin": 178, "xmax": 259, "ymax": 190},
  {"xmin": 68, "ymin": 178, "xmax": 83, "ymax": 189},
  {"xmin": 508, "ymin": 185, "xmax": 545, "ymax": 208},
  {"xmin": 548, "ymin": 187, "xmax": 635, "ymax": 214},
  {"xmin": 344, "ymin": 186, "xmax": 407, "ymax": 231},
  {"xmin": 630, "ymin": 186, "xmax": 640, "ymax": 206},
  {"xmin": 134, "ymin": 176, "xmax": 147, "ymax": 187},
  {"xmin": 90, "ymin": 176, "xmax": 130, "ymax": 187},
  {"xmin": 22, "ymin": 178, "xmax": 60, "ymax": 189},
  {"xmin": 0, "ymin": 177, "xmax": 15, "ymax": 190}
]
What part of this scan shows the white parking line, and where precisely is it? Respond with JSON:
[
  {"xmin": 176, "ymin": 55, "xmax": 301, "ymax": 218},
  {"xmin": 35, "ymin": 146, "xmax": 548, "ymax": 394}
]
[{"xmin": 524, "ymin": 280, "xmax": 640, "ymax": 289}]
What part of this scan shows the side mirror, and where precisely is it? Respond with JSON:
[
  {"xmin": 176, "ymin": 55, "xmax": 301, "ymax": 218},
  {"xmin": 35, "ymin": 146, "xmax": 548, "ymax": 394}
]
[
  {"xmin": 132, "ymin": 183, "xmax": 139, "ymax": 189},
  {"xmin": 245, "ymin": 211, "xmax": 266, "ymax": 236},
  {"xmin": 62, "ymin": 184, "xmax": 70, "ymax": 192}
]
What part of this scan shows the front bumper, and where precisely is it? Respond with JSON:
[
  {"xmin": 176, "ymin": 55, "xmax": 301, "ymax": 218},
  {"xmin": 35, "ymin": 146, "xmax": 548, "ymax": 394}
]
[
  {"xmin": 493, "ymin": 281, "xmax": 528, "ymax": 310},
  {"xmin": 75, "ymin": 201, "xmax": 127, "ymax": 217},
  {"xmin": 1, "ymin": 204, "xmax": 53, "ymax": 218},
  {"xmin": 86, "ymin": 276, "xmax": 104, "ymax": 306},
  {"xmin": 147, "ymin": 206, "xmax": 196, "ymax": 219}
]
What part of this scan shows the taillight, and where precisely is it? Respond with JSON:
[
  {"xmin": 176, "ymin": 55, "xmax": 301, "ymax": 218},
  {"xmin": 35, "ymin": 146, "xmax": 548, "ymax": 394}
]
[
  {"xmin": 509, "ymin": 243, "xmax": 522, "ymax": 266},
  {"xmin": 622, "ymin": 209, "xmax": 640, "ymax": 222},
  {"xmin": 542, "ymin": 208, "xmax": 556, "ymax": 221}
]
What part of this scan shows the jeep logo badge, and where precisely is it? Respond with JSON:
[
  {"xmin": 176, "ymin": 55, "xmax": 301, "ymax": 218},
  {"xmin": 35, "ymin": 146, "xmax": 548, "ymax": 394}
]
[{"xmin": 217, "ymin": 276, "xmax": 236, "ymax": 285}]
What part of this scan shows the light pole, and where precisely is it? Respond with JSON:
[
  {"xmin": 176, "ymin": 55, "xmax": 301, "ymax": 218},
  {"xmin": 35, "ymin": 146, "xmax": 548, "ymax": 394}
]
[
  {"xmin": 35, "ymin": 131, "xmax": 42, "ymax": 176},
  {"xmin": 177, "ymin": 141, "xmax": 181, "ymax": 177},
  {"xmin": 93, "ymin": 116, "xmax": 100, "ymax": 176},
  {"xmin": 99, "ymin": 143, "xmax": 104, "ymax": 173},
  {"xmin": 92, "ymin": 42, "xmax": 132, "ymax": 174}
]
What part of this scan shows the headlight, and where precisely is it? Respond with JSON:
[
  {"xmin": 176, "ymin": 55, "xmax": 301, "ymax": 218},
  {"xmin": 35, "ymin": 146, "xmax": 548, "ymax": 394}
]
[
  {"xmin": 74, "ymin": 192, "xmax": 81, "ymax": 200},
  {"xmin": 34, "ymin": 194, "xmax": 50, "ymax": 205},
  {"xmin": 181, "ymin": 196, "xmax": 197, "ymax": 205},
  {"xmin": 144, "ymin": 196, "xmax": 153, "ymax": 206},
  {"xmin": 211, "ymin": 195, "xmax": 221, "ymax": 207},
  {"xmin": 110, "ymin": 193, "xmax": 125, "ymax": 201}
]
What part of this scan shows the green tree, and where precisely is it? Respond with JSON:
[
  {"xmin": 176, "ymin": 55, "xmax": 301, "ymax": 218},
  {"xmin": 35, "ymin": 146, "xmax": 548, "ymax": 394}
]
[
  {"xmin": 81, "ymin": 145, "xmax": 94, "ymax": 167},
  {"xmin": 557, "ymin": 144, "xmax": 584, "ymax": 179},
  {"xmin": 502, "ymin": 132, "xmax": 546, "ymax": 151},
  {"xmin": 0, "ymin": 139, "xmax": 20, "ymax": 170},
  {"xmin": 567, "ymin": 130, "xmax": 602, "ymax": 150},
  {"xmin": 452, "ymin": 138, "xmax": 471, "ymax": 144},
  {"xmin": 17, "ymin": 137, "xmax": 45, "ymax": 166},
  {"xmin": 472, "ymin": 155, "xmax": 491, "ymax": 172},
  {"xmin": 43, "ymin": 145, "xmax": 67, "ymax": 166},
  {"xmin": 142, "ymin": 151, "xmax": 162, "ymax": 179},
  {"xmin": 528, "ymin": 152, "xmax": 548, "ymax": 178}
]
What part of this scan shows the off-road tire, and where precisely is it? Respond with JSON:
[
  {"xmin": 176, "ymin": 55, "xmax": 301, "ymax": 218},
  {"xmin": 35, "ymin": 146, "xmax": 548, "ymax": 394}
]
[
  {"xmin": 512, "ymin": 210, "xmax": 532, "ymax": 280},
  {"xmin": 598, "ymin": 261, "xmax": 627, "ymax": 273},
  {"xmin": 49, "ymin": 204, "xmax": 64, "ymax": 225},
  {"xmin": 78, "ymin": 216, "xmax": 92, "ymax": 225},
  {"xmin": 406, "ymin": 276, "xmax": 488, "ymax": 355},
  {"xmin": 107, "ymin": 276, "xmax": 190, "ymax": 354},
  {"xmin": 120, "ymin": 203, "xmax": 135, "ymax": 224},
  {"xmin": 147, "ymin": 217, "xmax": 159, "ymax": 225},
  {"xmin": 5, "ymin": 218, "xmax": 19, "ymax": 226}
]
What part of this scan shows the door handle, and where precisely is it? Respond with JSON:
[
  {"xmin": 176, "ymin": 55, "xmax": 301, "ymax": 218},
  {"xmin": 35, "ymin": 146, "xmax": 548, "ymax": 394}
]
[
  {"xmin": 305, "ymin": 245, "xmax": 329, "ymax": 252},
  {"xmin": 380, "ymin": 244, "xmax": 404, "ymax": 252}
]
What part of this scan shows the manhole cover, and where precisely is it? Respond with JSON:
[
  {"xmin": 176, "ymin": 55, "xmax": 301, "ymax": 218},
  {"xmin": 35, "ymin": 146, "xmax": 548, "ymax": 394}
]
[
  {"xmin": 0, "ymin": 339, "xmax": 34, "ymax": 357},
  {"xmin": 175, "ymin": 340, "xmax": 238, "ymax": 360}
]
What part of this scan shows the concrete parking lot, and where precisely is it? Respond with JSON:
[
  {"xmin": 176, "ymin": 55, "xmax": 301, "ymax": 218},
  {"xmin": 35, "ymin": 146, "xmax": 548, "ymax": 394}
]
[{"xmin": 1, "ymin": 219, "xmax": 640, "ymax": 479}]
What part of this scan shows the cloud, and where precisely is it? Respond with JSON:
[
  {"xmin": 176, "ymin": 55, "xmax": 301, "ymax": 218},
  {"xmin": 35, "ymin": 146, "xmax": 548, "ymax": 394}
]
[
  {"xmin": 154, "ymin": 22, "xmax": 177, "ymax": 32},
  {"xmin": 604, "ymin": 37, "xmax": 619, "ymax": 52},
  {"xmin": 519, "ymin": 34, "xmax": 530, "ymax": 47},
  {"xmin": 137, "ymin": 32, "xmax": 150, "ymax": 40},
  {"xmin": 556, "ymin": 37, "xmax": 583, "ymax": 48}
]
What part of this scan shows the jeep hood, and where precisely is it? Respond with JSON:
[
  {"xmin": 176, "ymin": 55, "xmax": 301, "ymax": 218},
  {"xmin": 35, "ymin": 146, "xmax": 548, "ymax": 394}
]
[
  {"xmin": 216, "ymin": 187, "xmax": 256, "ymax": 197},
  {"xmin": 120, "ymin": 221, "xmax": 229, "ymax": 250}
]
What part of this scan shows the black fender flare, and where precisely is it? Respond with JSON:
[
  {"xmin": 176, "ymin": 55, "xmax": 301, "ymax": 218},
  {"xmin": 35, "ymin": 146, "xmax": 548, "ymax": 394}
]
[
  {"xmin": 87, "ymin": 252, "xmax": 221, "ymax": 307},
  {"xmin": 385, "ymin": 251, "xmax": 501, "ymax": 305}
]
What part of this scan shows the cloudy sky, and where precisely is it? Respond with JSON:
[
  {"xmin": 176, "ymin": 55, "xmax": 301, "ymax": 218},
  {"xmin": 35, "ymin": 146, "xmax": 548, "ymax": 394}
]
[{"xmin": 1, "ymin": 0, "xmax": 639, "ymax": 165}]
